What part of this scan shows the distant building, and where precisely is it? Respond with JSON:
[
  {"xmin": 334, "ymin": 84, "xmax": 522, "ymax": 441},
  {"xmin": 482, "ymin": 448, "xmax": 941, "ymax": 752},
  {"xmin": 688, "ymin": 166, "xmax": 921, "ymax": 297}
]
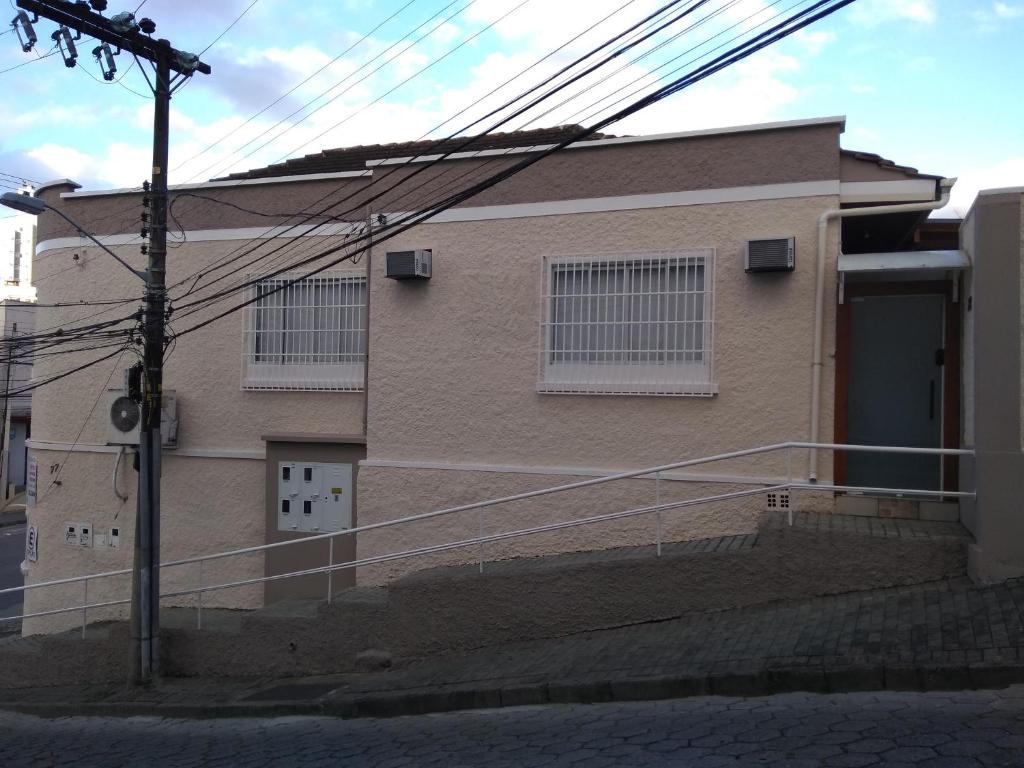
[
  {"xmin": 0, "ymin": 189, "xmax": 38, "ymax": 303},
  {"xmin": 0, "ymin": 191, "xmax": 36, "ymax": 499},
  {"xmin": 0, "ymin": 300, "xmax": 34, "ymax": 498}
]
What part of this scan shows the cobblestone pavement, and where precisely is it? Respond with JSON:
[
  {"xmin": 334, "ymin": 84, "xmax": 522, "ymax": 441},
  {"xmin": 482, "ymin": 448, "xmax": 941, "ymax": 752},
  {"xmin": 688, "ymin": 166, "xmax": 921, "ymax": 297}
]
[
  {"xmin": 2, "ymin": 686, "xmax": 1023, "ymax": 767},
  {"xmin": 330, "ymin": 577, "xmax": 1024, "ymax": 698}
]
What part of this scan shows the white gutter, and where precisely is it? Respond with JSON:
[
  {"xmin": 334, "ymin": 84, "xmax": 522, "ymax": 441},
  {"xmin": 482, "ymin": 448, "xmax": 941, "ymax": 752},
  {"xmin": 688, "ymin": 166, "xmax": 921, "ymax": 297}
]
[{"xmin": 807, "ymin": 177, "xmax": 956, "ymax": 481}]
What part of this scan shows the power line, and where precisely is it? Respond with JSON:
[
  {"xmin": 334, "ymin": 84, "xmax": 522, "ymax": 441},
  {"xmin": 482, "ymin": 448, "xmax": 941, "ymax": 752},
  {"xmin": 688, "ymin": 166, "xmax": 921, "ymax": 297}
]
[
  {"xmin": 271, "ymin": 0, "xmax": 536, "ymax": 166},
  {"xmin": 0, "ymin": 170, "xmax": 40, "ymax": 185},
  {"xmin": 160, "ymin": 0, "xmax": 668, "ymax": 299},
  {"xmin": 168, "ymin": 0, "xmax": 858, "ymax": 341},
  {"xmin": 188, "ymin": 0, "xmax": 475, "ymax": 183},
  {"xmin": 39, "ymin": 348, "xmax": 128, "ymax": 499},
  {"xmin": 0, "ymin": 45, "xmax": 59, "ymax": 75},
  {"xmin": 171, "ymin": 0, "xmax": 419, "ymax": 173},
  {"xmin": 199, "ymin": 0, "xmax": 261, "ymax": 56},
  {"xmin": 167, "ymin": 0, "xmax": 694, "ymax": 303}
]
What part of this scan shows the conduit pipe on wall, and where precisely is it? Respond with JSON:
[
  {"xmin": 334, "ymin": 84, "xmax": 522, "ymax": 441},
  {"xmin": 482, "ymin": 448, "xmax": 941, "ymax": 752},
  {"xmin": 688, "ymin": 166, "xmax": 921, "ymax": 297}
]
[{"xmin": 807, "ymin": 177, "xmax": 956, "ymax": 482}]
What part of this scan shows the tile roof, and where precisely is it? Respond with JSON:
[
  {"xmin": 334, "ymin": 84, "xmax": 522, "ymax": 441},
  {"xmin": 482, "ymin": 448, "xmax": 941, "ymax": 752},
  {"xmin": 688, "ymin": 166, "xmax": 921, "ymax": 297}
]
[
  {"xmin": 841, "ymin": 149, "xmax": 943, "ymax": 180},
  {"xmin": 217, "ymin": 125, "xmax": 611, "ymax": 182}
]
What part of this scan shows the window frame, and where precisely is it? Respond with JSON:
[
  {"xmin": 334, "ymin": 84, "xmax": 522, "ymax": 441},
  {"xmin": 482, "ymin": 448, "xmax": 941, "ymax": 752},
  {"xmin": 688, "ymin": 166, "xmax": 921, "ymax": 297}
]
[
  {"xmin": 242, "ymin": 270, "xmax": 367, "ymax": 392},
  {"xmin": 538, "ymin": 249, "xmax": 717, "ymax": 396}
]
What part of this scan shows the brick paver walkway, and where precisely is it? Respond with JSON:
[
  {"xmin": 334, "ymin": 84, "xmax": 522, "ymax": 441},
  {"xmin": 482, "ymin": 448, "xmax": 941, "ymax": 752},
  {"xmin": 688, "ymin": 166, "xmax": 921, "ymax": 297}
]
[{"xmin": 3, "ymin": 576, "xmax": 1022, "ymax": 718}]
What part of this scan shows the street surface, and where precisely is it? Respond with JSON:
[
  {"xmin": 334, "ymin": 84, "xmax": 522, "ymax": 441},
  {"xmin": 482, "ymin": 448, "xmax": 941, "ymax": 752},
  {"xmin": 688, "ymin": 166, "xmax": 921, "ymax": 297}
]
[
  {"xmin": 0, "ymin": 523, "xmax": 25, "ymax": 625},
  {"xmin": 1, "ymin": 686, "xmax": 1023, "ymax": 766}
]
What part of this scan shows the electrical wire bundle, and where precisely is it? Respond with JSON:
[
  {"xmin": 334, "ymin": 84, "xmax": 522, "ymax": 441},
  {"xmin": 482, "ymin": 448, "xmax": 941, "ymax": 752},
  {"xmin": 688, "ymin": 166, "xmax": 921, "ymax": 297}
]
[{"xmin": 21, "ymin": 0, "xmax": 858, "ymax": 401}]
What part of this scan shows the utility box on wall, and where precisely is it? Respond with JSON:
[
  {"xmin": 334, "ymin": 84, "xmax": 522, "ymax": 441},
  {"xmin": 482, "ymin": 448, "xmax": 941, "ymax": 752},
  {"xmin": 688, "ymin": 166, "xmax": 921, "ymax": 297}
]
[{"xmin": 277, "ymin": 461, "xmax": 353, "ymax": 533}]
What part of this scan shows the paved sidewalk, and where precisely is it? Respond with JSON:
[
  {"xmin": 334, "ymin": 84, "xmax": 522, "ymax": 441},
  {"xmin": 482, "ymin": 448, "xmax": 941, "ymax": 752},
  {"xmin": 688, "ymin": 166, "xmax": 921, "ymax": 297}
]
[
  {"xmin": 0, "ymin": 510, "xmax": 25, "ymax": 530},
  {"xmin": 2, "ymin": 576, "xmax": 1023, "ymax": 719}
]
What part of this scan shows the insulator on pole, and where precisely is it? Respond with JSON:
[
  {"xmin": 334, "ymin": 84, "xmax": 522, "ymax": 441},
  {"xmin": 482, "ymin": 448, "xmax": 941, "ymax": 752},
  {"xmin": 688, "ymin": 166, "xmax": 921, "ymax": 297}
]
[
  {"xmin": 11, "ymin": 10, "xmax": 38, "ymax": 53},
  {"xmin": 52, "ymin": 26, "xmax": 80, "ymax": 68},
  {"xmin": 93, "ymin": 42, "xmax": 117, "ymax": 80}
]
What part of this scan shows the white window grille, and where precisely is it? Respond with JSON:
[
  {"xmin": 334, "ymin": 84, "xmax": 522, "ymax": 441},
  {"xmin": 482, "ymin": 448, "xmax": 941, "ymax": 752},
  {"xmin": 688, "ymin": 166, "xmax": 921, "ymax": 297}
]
[
  {"xmin": 539, "ymin": 250, "xmax": 716, "ymax": 396},
  {"xmin": 243, "ymin": 272, "xmax": 366, "ymax": 391}
]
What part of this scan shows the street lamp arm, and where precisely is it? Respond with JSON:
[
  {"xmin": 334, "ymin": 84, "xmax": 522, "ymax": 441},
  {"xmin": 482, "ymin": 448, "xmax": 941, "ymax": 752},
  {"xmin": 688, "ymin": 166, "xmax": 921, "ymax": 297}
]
[{"xmin": 0, "ymin": 192, "xmax": 147, "ymax": 281}]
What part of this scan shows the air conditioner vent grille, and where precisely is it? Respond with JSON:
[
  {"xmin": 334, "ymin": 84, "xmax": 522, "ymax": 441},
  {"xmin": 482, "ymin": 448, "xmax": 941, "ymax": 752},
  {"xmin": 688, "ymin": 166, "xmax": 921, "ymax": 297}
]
[
  {"xmin": 745, "ymin": 237, "xmax": 795, "ymax": 273},
  {"xmin": 386, "ymin": 249, "xmax": 432, "ymax": 280}
]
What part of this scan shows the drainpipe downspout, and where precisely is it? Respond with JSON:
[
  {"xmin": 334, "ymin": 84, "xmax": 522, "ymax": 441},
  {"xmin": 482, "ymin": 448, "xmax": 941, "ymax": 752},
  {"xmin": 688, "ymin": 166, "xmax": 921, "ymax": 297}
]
[
  {"xmin": 807, "ymin": 177, "xmax": 956, "ymax": 482},
  {"xmin": 362, "ymin": 210, "xmax": 373, "ymax": 437}
]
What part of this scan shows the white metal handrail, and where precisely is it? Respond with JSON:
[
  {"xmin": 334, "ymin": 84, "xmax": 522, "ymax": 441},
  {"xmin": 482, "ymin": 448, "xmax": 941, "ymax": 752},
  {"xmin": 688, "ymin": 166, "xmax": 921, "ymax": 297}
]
[{"xmin": 0, "ymin": 442, "xmax": 975, "ymax": 631}]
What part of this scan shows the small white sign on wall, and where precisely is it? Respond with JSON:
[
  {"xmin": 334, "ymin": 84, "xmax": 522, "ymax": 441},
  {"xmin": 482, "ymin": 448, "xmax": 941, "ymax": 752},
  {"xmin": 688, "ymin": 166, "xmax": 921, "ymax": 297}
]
[
  {"xmin": 25, "ymin": 525, "xmax": 37, "ymax": 563},
  {"xmin": 26, "ymin": 455, "xmax": 37, "ymax": 508}
]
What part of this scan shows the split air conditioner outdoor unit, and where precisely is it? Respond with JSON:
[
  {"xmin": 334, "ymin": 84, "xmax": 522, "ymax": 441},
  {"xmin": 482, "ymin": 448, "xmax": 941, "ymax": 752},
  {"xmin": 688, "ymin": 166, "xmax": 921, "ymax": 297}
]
[
  {"xmin": 385, "ymin": 249, "xmax": 432, "ymax": 280},
  {"xmin": 106, "ymin": 388, "xmax": 179, "ymax": 448},
  {"xmin": 745, "ymin": 236, "xmax": 795, "ymax": 273}
]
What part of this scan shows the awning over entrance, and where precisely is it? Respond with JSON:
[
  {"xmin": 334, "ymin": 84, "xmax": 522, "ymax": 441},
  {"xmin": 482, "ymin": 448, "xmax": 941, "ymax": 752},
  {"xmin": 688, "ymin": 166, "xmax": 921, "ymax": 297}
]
[{"xmin": 838, "ymin": 250, "xmax": 969, "ymax": 273}]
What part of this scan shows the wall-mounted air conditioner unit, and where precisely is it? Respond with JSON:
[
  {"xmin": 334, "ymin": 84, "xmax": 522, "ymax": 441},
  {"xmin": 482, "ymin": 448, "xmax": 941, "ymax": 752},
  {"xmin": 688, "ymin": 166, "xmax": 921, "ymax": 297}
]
[
  {"xmin": 745, "ymin": 237, "xmax": 795, "ymax": 273},
  {"xmin": 385, "ymin": 249, "xmax": 432, "ymax": 280},
  {"xmin": 106, "ymin": 389, "xmax": 179, "ymax": 448}
]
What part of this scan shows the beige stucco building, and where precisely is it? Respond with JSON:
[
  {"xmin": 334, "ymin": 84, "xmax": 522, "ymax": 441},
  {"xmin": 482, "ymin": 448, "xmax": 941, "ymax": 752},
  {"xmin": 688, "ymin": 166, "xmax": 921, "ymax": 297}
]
[{"xmin": 22, "ymin": 116, "xmax": 985, "ymax": 633}]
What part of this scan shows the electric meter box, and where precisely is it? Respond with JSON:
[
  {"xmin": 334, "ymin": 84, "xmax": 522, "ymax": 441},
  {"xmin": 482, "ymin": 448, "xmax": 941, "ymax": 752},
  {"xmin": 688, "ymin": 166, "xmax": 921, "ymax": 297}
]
[{"xmin": 277, "ymin": 461, "xmax": 353, "ymax": 534}]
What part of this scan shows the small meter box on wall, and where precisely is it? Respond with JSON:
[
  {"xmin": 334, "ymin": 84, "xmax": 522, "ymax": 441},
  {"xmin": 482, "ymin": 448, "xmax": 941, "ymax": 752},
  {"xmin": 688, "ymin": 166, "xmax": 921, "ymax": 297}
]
[
  {"xmin": 385, "ymin": 249, "xmax": 431, "ymax": 280},
  {"xmin": 277, "ymin": 462, "xmax": 353, "ymax": 533}
]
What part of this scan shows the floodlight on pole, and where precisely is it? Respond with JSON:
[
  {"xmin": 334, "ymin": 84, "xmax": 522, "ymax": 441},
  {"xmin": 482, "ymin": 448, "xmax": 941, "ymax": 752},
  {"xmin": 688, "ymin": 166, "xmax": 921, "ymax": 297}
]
[{"xmin": 0, "ymin": 191, "xmax": 146, "ymax": 280}]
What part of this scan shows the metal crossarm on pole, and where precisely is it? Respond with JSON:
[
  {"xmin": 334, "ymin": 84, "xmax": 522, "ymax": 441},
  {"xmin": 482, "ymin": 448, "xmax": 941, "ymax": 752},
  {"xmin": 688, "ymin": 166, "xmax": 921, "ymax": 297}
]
[{"xmin": 14, "ymin": 0, "xmax": 211, "ymax": 685}]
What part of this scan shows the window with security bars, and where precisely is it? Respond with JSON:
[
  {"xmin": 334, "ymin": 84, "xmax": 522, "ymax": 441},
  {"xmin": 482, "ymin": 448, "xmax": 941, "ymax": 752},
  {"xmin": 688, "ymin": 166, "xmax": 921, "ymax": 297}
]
[
  {"xmin": 539, "ymin": 251, "xmax": 715, "ymax": 395},
  {"xmin": 243, "ymin": 273, "xmax": 366, "ymax": 391}
]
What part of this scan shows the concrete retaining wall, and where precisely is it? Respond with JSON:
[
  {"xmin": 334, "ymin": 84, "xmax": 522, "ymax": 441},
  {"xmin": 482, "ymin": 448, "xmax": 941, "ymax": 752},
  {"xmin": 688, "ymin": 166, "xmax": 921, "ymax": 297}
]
[{"xmin": 0, "ymin": 517, "xmax": 966, "ymax": 688}]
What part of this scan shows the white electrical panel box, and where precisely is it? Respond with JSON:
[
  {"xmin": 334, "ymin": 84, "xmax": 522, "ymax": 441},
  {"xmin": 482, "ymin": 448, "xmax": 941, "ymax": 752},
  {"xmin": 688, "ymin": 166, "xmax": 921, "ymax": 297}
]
[
  {"xmin": 277, "ymin": 462, "xmax": 353, "ymax": 534},
  {"xmin": 65, "ymin": 522, "xmax": 92, "ymax": 547}
]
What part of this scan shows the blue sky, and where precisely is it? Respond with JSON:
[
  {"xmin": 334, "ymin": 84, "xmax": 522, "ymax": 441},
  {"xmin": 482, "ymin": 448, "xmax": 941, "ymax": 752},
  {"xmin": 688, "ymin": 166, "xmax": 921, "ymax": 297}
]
[{"xmin": 1, "ymin": 0, "xmax": 1021, "ymax": 217}]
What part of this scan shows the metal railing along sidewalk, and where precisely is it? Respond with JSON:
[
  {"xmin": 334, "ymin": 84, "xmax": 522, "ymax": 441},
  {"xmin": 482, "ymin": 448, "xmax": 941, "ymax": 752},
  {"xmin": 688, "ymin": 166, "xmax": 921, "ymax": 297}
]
[{"xmin": 0, "ymin": 442, "xmax": 974, "ymax": 635}]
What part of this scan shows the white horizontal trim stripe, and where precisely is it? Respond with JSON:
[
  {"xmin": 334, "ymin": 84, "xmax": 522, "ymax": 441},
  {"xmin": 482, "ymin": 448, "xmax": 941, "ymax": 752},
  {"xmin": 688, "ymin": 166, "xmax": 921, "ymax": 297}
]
[
  {"xmin": 368, "ymin": 116, "xmax": 847, "ymax": 166},
  {"xmin": 411, "ymin": 181, "xmax": 839, "ymax": 223},
  {"xmin": 360, "ymin": 457, "xmax": 786, "ymax": 487},
  {"xmin": 37, "ymin": 221, "xmax": 362, "ymax": 255},
  {"xmin": 36, "ymin": 180, "xmax": 839, "ymax": 255},
  {"xmin": 840, "ymin": 180, "xmax": 937, "ymax": 203},
  {"xmin": 60, "ymin": 170, "xmax": 372, "ymax": 199},
  {"xmin": 27, "ymin": 440, "xmax": 264, "ymax": 460}
]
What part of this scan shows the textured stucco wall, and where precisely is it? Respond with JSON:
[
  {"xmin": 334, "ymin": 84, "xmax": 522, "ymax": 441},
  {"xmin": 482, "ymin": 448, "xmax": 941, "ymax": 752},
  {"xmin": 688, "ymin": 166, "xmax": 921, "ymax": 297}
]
[
  {"xmin": 30, "ymin": 237, "xmax": 366, "ymax": 452},
  {"xmin": 365, "ymin": 197, "xmax": 839, "ymax": 468},
  {"xmin": 964, "ymin": 191, "xmax": 1024, "ymax": 582},
  {"xmin": 24, "ymin": 129, "xmax": 845, "ymax": 615},
  {"xmin": 22, "ymin": 451, "xmax": 267, "ymax": 634}
]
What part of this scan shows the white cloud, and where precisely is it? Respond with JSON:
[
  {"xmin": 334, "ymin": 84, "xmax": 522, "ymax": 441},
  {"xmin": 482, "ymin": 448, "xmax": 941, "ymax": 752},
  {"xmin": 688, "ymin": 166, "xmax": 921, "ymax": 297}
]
[
  {"xmin": 794, "ymin": 30, "xmax": 837, "ymax": 55},
  {"xmin": 850, "ymin": 83, "xmax": 875, "ymax": 94},
  {"xmin": 848, "ymin": 0, "xmax": 936, "ymax": 26},
  {"xmin": 932, "ymin": 157, "xmax": 1024, "ymax": 218},
  {"xmin": 994, "ymin": 2, "xmax": 1024, "ymax": 19},
  {"xmin": 613, "ymin": 50, "xmax": 801, "ymax": 135}
]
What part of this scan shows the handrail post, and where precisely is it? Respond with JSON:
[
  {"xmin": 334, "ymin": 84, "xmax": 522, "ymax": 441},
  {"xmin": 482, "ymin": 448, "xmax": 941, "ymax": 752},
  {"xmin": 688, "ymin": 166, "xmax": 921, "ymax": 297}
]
[
  {"xmin": 478, "ymin": 508, "xmax": 484, "ymax": 574},
  {"xmin": 656, "ymin": 471, "xmax": 662, "ymax": 557},
  {"xmin": 327, "ymin": 537, "xmax": 334, "ymax": 604},
  {"xmin": 196, "ymin": 560, "xmax": 203, "ymax": 630},
  {"xmin": 81, "ymin": 578, "xmax": 88, "ymax": 639},
  {"xmin": 786, "ymin": 446, "xmax": 793, "ymax": 527}
]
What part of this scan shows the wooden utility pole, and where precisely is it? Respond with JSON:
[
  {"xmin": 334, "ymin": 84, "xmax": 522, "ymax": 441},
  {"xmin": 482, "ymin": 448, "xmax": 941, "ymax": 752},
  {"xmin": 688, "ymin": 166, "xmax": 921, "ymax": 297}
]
[{"xmin": 15, "ymin": 0, "xmax": 210, "ymax": 683}]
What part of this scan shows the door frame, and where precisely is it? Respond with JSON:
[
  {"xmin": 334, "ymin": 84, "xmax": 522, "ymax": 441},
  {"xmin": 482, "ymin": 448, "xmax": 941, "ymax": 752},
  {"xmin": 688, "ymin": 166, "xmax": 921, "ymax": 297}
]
[{"xmin": 834, "ymin": 279, "xmax": 960, "ymax": 492}]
